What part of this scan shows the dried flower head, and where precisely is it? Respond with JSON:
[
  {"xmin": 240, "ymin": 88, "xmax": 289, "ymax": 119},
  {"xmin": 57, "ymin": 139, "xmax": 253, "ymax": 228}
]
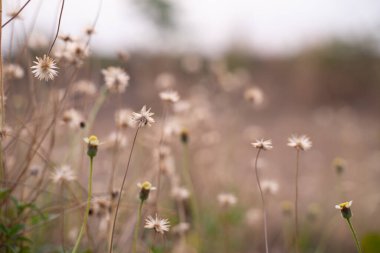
[
  {"xmin": 115, "ymin": 109, "xmax": 136, "ymax": 129},
  {"xmin": 159, "ymin": 90, "xmax": 180, "ymax": 103},
  {"xmin": 251, "ymin": 139, "xmax": 273, "ymax": 150},
  {"xmin": 172, "ymin": 222, "xmax": 190, "ymax": 234},
  {"xmin": 217, "ymin": 193, "xmax": 237, "ymax": 208},
  {"xmin": 62, "ymin": 109, "xmax": 84, "ymax": 129},
  {"xmin": 50, "ymin": 165, "xmax": 76, "ymax": 183},
  {"xmin": 261, "ymin": 180, "xmax": 279, "ymax": 195},
  {"xmin": 102, "ymin": 66, "xmax": 129, "ymax": 93},
  {"xmin": 287, "ymin": 135, "xmax": 312, "ymax": 151},
  {"xmin": 144, "ymin": 214, "xmax": 170, "ymax": 234},
  {"xmin": 4, "ymin": 64, "xmax": 24, "ymax": 80},
  {"xmin": 31, "ymin": 55, "xmax": 58, "ymax": 81},
  {"xmin": 64, "ymin": 41, "xmax": 89, "ymax": 65},
  {"xmin": 73, "ymin": 80, "xmax": 97, "ymax": 96},
  {"xmin": 171, "ymin": 186, "xmax": 190, "ymax": 201},
  {"xmin": 131, "ymin": 105, "xmax": 155, "ymax": 127},
  {"xmin": 244, "ymin": 87, "xmax": 264, "ymax": 106}
]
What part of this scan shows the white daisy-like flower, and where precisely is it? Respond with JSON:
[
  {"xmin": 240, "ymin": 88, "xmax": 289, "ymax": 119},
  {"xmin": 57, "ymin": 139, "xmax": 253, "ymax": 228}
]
[
  {"xmin": 64, "ymin": 41, "xmax": 89, "ymax": 65},
  {"xmin": 261, "ymin": 180, "xmax": 279, "ymax": 195},
  {"xmin": 131, "ymin": 105, "xmax": 155, "ymax": 127},
  {"xmin": 287, "ymin": 135, "xmax": 312, "ymax": 151},
  {"xmin": 102, "ymin": 66, "xmax": 130, "ymax": 93},
  {"xmin": 251, "ymin": 139, "xmax": 273, "ymax": 150},
  {"xmin": 144, "ymin": 214, "xmax": 170, "ymax": 234},
  {"xmin": 217, "ymin": 193, "xmax": 237, "ymax": 207},
  {"xmin": 159, "ymin": 90, "xmax": 180, "ymax": 103},
  {"xmin": 335, "ymin": 201, "xmax": 352, "ymax": 210},
  {"xmin": 50, "ymin": 165, "xmax": 76, "ymax": 183},
  {"xmin": 31, "ymin": 55, "xmax": 58, "ymax": 81},
  {"xmin": 84, "ymin": 135, "xmax": 100, "ymax": 146},
  {"xmin": 137, "ymin": 181, "xmax": 157, "ymax": 191}
]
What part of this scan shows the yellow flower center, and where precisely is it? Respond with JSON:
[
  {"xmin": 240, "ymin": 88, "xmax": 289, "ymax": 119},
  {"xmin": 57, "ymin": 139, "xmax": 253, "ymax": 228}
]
[
  {"xmin": 339, "ymin": 202, "xmax": 350, "ymax": 209},
  {"xmin": 141, "ymin": 181, "xmax": 152, "ymax": 190},
  {"xmin": 88, "ymin": 135, "xmax": 99, "ymax": 145}
]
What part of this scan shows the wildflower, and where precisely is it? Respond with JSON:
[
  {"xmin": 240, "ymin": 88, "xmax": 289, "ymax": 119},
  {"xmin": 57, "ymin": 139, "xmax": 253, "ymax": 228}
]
[
  {"xmin": 335, "ymin": 201, "xmax": 353, "ymax": 219},
  {"xmin": 261, "ymin": 180, "xmax": 279, "ymax": 195},
  {"xmin": 159, "ymin": 90, "xmax": 180, "ymax": 103},
  {"xmin": 31, "ymin": 55, "xmax": 58, "ymax": 81},
  {"xmin": 244, "ymin": 87, "xmax": 264, "ymax": 106},
  {"xmin": 73, "ymin": 79, "xmax": 97, "ymax": 96},
  {"xmin": 137, "ymin": 181, "xmax": 157, "ymax": 201},
  {"xmin": 171, "ymin": 186, "xmax": 190, "ymax": 201},
  {"xmin": 333, "ymin": 157, "xmax": 346, "ymax": 175},
  {"xmin": 245, "ymin": 208, "xmax": 261, "ymax": 226},
  {"xmin": 131, "ymin": 105, "xmax": 155, "ymax": 127},
  {"xmin": 59, "ymin": 33, "xmax": 76, "ymax": 43},
  {"xmin": 62, "ymin": 109, "xmax": 84, "ymax": 129},
  {"xmin": 287, "ymin": 135, "xmax": 312, "ymax": 151},
  {"xmin": 155, "ymin": 72, "xmax": 175, "ymax": 90},
  {"xmin": 172, "ymin": 222, "xmax": 190, "ymax": 234},
  {"xmin": 84, "ymin": 135, "xmax": 100, "ymax": 157},
  {"xmin": 102, "ymin": 66, "xmax": 129, "ymax": 93},
  {"xmin": 50, "ymin": 165, "xmax": 76, "ymax": 183},
  {"xmin": 180, "ymin": 128, "xmax": 189, "ymax": 144},
  {"xmin": 64, "ymin": 41, "xmax": 89, "ymax": 66},
  {"xmin": 115, "ymin": 109, "xmax": 136, "ymax": 129},
  {"xmin": 217, "ymin": 193, "xmax": 237, "ymax": 208},
  {"xmin": 251, "ymin": 139, "xmax": 273, "ymax": 150},
  {"xmin": 105, "ymin": 132, "xmax": 127, "ymax": 149},
  {"xmin": 4, "ymin": 64, "xmax": 24, "ymax": 80},
  {"xmin": 84, "ymin": 25, "xmax": 95, "ymax": 36},
  {"xmin": 144, "ymin": 214, "xmax": 170, "ymax": 234}
]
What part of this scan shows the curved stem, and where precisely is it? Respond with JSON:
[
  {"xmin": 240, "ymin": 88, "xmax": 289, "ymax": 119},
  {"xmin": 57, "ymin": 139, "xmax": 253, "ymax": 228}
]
[
  {"xmin": 132, "ymin": 200, "xmax": 144, "ymax": 253},
  {"xmin": 254, "ymin": 149, "xmax": 269, "ymax": 253},
  {"xmin": 48, "ymin": 0, "xmax": 65, "ymax": 55},
  {"xmin": 71, "ymin": 156, "xmax": 94, "ymax": 253},
  {"xmin": 108, "ymin": 127, "xmax": 140, "ymax": 253},
  {"xmin": 295, "ymin": 149, "xmax": 300, "ymax": 253},
  {"xmin": 346, "ymin": 218, "xmax": 362, "ymax": 253},
  {"xmin": 2, "ymin": 0, "xmax": 33, "ymax": 28}
]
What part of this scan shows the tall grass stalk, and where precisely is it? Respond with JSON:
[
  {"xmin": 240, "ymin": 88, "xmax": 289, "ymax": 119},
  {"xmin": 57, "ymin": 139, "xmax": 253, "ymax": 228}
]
[
  {"xmin": 132, "ymin": 200, "xmax": 144, "ymax": 253},
  {"xmin": 294, "ymin": 149, "xmax": 300, "ymax": 253},
  {"xmin": 253, "ymin": 148, "xmax": 269, "ymax": 253},
  {"xmin": 109, "ymin": 127, "xmax": 140, "ymax": 253},
  {"xmin": 71, "ymin": 156, "xmax": 94, "ymax": 253},
  {"xmin": 346, "ymin": 218, "xmax": 362, "ymax": 253}
]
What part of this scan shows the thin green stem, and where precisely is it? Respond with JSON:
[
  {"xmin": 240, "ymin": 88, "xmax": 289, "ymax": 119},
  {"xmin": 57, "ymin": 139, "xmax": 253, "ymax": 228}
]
[
  {"xmin": 254, "ymin": 148, "xmax": 269, "ymax": 253},
  {"xmin": 71, "ymin": 156, "xmax": 94, "ymax": 253},
  {"xmin": 346, "ymin": 218, "xmax": 362, "ymax": 253},
  {"xmin": 132, "ymin": 200, "xmax": 144, "ymax": 253},
  {"xmin": 108, "ymin": 127, "xmax": 140, "ymax": 253},
  {"xmin": 295, "ymin": 149, "xmax": 300, "ymax": 253}
]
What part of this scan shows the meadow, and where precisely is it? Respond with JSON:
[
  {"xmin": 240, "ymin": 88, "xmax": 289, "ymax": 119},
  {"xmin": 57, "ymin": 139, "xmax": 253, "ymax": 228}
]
[{"xmin": 0, "ymin": 1, "xmax": 380, "ymax": 253}]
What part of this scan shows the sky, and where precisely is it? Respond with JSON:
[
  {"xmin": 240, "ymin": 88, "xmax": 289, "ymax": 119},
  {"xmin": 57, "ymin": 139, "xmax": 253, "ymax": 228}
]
[{"xmin": 3, "ymin": 0, "xmax": 380, "ymax": 56}]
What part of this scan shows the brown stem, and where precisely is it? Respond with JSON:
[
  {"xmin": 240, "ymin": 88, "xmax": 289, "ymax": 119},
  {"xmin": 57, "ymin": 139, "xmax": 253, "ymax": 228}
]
[
  {"xmin": 48, "ymin": 0, "xmax": 65, "ymax": 55},
  {"xmin": 2, "ymin": 0, "xmax": 33, "ymax": 28}
]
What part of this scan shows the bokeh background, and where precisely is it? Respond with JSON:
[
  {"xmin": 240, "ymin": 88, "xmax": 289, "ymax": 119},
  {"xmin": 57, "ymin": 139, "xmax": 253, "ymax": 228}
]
[{"xmin": 2, "ymin": 0, "xmax": 380, "ymax": 252}]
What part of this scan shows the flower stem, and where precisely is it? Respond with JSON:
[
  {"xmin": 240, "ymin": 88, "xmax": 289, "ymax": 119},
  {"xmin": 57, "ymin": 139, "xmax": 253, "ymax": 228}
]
[
  {"xmin": 254, "ymin": 149, "xmax": 269, "ymax": 253},
  {"xmin": 132, "ymin": 200, "xmax": 144, "ymax": 253},
  {"xmin": 295, "ymin": 149, "xmax": 300, "ymax": 253},
  {"xmin": 71, "ymin": 156, "xmax": 94, "ymax": 253},
  {"xmin": 346, "ymin": 218, "xmax": 362, "ymax": 253},
  {"xmin": 108, "ymin": 127, "xmax": 140, "ymax": 253}
]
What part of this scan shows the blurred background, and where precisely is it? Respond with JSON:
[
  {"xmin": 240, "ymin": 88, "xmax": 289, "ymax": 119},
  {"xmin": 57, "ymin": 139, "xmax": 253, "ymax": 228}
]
[{"xmin": 2, "ymin": 0, "xmax": 380, "ymax": 252}]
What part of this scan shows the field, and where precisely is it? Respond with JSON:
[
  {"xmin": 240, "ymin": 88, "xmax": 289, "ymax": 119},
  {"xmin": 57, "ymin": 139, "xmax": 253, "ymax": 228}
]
[{"xmin": 1, "ymin": 1, "xmax": 380, "ymax": 253}]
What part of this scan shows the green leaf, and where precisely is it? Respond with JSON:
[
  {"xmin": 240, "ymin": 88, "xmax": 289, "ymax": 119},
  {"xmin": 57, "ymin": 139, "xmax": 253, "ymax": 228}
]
[{"xmin": 362, "ymin": 233, "xmax": 380, "ymax": 253}]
